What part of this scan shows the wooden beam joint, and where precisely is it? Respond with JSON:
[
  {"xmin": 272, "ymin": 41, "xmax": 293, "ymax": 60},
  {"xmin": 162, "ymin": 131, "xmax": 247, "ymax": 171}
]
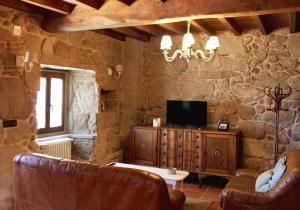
[
  {"xmin": 252, "ymin": 15, "xmax": 268, "ymax": 35},
  {"xmin": 219, "ymin": 17, "xmax": 241, "ymax": 36}
]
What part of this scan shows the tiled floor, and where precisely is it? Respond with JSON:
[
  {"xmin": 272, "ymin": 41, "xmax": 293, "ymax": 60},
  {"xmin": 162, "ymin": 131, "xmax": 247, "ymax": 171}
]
[{"xmin": 168, "ymin": 175, "xmax": 226, "ymax": 210}]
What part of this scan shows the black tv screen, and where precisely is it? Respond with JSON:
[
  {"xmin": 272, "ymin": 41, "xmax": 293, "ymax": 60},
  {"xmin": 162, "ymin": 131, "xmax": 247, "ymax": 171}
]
[{"xmin": 167, "ymin": 100, "xmax": 207, "ymax": 127}]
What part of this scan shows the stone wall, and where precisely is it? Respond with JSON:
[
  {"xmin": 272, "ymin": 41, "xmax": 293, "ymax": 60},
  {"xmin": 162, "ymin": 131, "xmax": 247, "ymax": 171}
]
[
  {"xmin": 0, "ymin": 5, "xmax": 141, "ymax": 209},
  {"xmin": 142, "ymin": 29, "xmax": 300, "ymax": 170},
  {"xmin": 68, "ymin": 70, "xmax": 98, "ymax": 134}
]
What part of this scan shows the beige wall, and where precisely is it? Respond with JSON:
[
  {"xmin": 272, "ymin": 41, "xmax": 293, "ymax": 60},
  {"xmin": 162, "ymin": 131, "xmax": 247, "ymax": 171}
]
[
  {"xmin": 0, "ymin": 5, "xmax": 142, "ymax": 209},
  {"xmin": 142, "ymin": 29, "xmax": 300, "ymax": 170}
]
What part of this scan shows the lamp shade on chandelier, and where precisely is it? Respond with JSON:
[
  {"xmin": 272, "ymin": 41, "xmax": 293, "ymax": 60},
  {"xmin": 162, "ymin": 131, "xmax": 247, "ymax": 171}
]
[{"xmin": 160, "ymin": 21, "xmax": 219, "ymax": 62}]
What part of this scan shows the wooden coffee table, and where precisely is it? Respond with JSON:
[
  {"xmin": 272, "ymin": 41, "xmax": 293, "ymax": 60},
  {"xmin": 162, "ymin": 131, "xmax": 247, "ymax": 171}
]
[{"xmin": 109, "ymin": 162, "xmax": 189, "ymax": 190}]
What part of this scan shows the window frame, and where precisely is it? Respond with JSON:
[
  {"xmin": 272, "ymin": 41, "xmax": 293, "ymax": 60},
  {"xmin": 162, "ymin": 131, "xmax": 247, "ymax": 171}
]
[{"xmin": 38, "ymin": 71, "xmax": 66, "ymax": 134}]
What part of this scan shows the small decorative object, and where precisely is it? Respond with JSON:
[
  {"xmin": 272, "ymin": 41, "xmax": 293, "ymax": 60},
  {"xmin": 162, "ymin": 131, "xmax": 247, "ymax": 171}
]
[
  {"xmin": 167, "ymin": 168, "xmax": 176, "ymax": 175},
  {"xmin": 16, "ymin": 51, "xmax": 38, "ymax": 72},
  {"xmin": 107, "ymin": 67, "xmax": 113, "ymax": 76},
  {"xmin": 157, "ymin": 118, "xmax": 161, "ymax": 127},
  {"xmin": 13, "ymin": 25, "xmax": 22, "ymax": 36},
  {"xmin": 153, "ymin": 119, "xmax": 158, "ymax": 127},
  {"xmin": 218, "ymin": 122, "xmax": 229, "ymax": 131},
  {"xmin": 115, "ymin": 64, "xmax": 123, "ymax": 78},
  {"xmin": 264, "ymin": 84, "xmax": 292, "ymax": 166},
  {"xmin": 107, "ymin": 64, "xmax": 123, "ymax": 79},
  {"xmin": 160, "ymin": 21, "xmax": 219, "ymax": 62}
]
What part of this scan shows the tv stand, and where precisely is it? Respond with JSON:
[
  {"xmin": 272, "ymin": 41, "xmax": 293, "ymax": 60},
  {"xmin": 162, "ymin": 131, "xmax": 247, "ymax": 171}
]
[{"xmin": 129, "ymin": 126, "xmax": 241, "ymax": 178}]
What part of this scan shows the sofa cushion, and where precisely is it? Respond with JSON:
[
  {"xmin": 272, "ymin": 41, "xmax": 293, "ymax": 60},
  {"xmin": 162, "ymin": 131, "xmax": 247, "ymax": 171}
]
[
  {"xmin": 255, "ymin": 169, "xmax": 273, "ymax": 192},
  {"xmin": 255, "ymin": 156, "xmax": 287, "ymax": 192},
  {"xmin": 269, "ymin": 156, "xmax": 286, "ymax": 189}
]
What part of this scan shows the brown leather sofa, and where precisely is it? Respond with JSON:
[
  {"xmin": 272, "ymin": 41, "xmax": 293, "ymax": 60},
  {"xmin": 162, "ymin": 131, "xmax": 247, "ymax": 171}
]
[
  {"xmin": 13, "ymin": 153, "xmax": 186, "ymax": 210},
  {"xmin": 220, "ymin": 150, "xmax": 300, "ymax": 210}
]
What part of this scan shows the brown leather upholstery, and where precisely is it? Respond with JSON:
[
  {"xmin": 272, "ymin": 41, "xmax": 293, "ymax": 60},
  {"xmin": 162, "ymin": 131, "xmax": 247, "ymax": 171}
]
[
  {"xmin": 13, "ymin": 153, "xmax": 186, "ymax": 210},
  {"xmin": 220, "ymin": 150, "xmax": 300, "ymax": 210}
]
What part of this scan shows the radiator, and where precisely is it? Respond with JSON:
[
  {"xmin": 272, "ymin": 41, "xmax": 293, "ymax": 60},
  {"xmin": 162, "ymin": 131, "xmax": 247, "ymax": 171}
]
[{"xmin": 38, "ymin": 138, "xmax": 72, "ymax": 159}]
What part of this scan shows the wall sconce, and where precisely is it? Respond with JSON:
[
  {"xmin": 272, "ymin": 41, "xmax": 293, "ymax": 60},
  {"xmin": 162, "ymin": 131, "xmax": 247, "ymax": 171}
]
[
  {"xmin": 16, "ymin": 51, "xmax": 39, "ymax": 72},
  {"xmin": 107, "ymin": 64, "xmax": 124, "ymax": 79},
  {"xmin": 13, "ymin": 25, "xmax": 22, "ymax": 36}
]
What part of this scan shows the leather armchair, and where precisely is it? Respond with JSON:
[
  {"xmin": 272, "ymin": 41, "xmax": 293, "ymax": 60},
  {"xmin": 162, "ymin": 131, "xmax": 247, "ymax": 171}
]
[
  {"xmin": 220, "ymin": 150, "xmax": 300, "ymax": 210},
  {"xmin": 13, "ymin": 153, "xmax": 186, "ymax": 210}
]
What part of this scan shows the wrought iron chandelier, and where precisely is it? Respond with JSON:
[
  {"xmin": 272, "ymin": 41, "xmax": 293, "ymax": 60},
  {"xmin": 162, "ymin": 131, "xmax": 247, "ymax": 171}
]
[{"xmin": 160, "ymin": 21, "xmax": 220, "ymax": 62}]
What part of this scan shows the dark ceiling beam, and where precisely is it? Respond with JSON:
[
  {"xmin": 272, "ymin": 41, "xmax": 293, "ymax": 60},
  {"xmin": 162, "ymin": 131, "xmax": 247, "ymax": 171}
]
[
  {"xmin": 289, "ymin": 12, "xmax": 300, "ymax": 33},
  {"xmin": 219, "ymin": 17, "xmax": 241, "ymax": 35},
  {"xmin": 21, "ymin": 0, "xmax": 74, "ymax": 14},
  {"xmin": 120, "ymin": 0, "xmax": 166, "ymax": 3},
  {"xmin": 252, "ymin": 15, "xmax": 268, "ymax": 35},
  {"xmin": 111, "ymin": 28, "xmax": 151, "ymax": 42},
  {"xmin": 94, "ymin": 29, "xmax": 126, "ymax": 41},
  {"xmin": 134, "ymin": 25, "xmax": 167, "ymax": 36},
  {"xmin": 117, "ymin": 0, "xmax": 135, "ymax": 5},
  {"xmin": 63, "ymin": 0, "xmax": 105, "ymax": 9},
  {"xmin": 289, "ymin": 12, "xmax": 297, "ymax": 33},
  {"xmin": 159, "ymin": 23, "xmax": 186, "ymax": 34},
  {"xmin": 190, "ymin": 20, "xmax": 215, "ymax": 35},
  {"xmin": 42, "ymin": 0, "xmax": 300, "ymax": 32}
]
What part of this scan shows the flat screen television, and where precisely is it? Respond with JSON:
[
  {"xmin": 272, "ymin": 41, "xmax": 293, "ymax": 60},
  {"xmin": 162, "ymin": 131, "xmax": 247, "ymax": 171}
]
[{"xmin": 167, "ymin": 100, "xmax": 207, "ymax": 128}]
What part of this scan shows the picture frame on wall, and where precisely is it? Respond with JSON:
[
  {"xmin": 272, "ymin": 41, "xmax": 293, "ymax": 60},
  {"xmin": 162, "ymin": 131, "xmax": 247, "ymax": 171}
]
[{"xmin": 218, "ymin": 122, "xmax": 229, "ymax": 131}]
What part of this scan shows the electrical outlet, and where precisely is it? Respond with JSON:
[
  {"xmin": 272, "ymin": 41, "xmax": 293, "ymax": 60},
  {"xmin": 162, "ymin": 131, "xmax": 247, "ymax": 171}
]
[{"xmin": 3, "ymin": 120, "xmax": 17, "ymax": 128}]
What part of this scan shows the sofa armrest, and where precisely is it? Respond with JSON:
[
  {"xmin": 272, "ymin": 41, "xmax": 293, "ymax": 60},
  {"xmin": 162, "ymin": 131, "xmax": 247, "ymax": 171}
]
[
  {"xmin": 169, "ymin": 190, "xmax": 186, "ymax": 210},
  {"xmin": 221, "ymin": 188, "xmax": 272, "ymax": 206},
  {"xmin": 236, "ymin": 168, "xmax": 260, "ymax": 179}
]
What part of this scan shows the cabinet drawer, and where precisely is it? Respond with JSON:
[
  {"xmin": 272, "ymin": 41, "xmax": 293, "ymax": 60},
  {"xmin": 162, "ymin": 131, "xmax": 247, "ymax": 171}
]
[
  {"xmin": 168, "ymin": 130, "xmax": 176, "ymax": 139},
  {"xmin": 160, "ymin": 158, "xmax": 167, "ymax": 168},
  {"xmin": 161, "ymin": 139, "xmax": 167, "ymax": 147},
  {"xmin": 177, "ymin": 130, "xmax": 183, "ymax": 140},
  {"xmin": 161, "ymin": 129, "xmax": 168, "ymax": 139},
  {"xmin": 192, "ymin": 132, "xmax": 202, "ymax": 141}
]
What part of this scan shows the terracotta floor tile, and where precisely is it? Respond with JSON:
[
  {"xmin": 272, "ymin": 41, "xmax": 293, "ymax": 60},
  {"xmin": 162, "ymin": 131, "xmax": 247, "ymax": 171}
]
[
  {"xmin": 208, "ymin": 201, "xmax": 221, "ymax": 210},
  {"xmin": 167, "ymin": 177, "xmax": 224, "ymax": 209},
  {"xmin": 184, "ymin": 190, "xmax": 204, "ymax": 199},
  {"xmin": 184, "ymin": 184, "xmax": 208, "ymax": 192}
]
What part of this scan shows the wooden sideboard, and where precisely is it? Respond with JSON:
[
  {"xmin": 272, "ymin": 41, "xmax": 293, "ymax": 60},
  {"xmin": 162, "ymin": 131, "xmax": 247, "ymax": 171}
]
[{"xmin": 129, "ymin": 126, "xmax": 241, "ymax": 177}]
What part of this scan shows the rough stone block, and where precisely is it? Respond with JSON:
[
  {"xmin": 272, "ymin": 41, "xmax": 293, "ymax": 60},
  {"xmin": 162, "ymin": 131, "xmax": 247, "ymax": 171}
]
[
  {"xmin": 0, "ymin": 77, "xmax": 33, "ymax": 120},
  {"xmin": 238, "ymin": 105, "xmax": 256, "ymax": 120},
  {"xmin": 239, "ymin": 121, "xmax": 266, "ymax": 139},
  {"xmin": 291, "ymin": 123, "xmax": 300, "ymax": 142}
]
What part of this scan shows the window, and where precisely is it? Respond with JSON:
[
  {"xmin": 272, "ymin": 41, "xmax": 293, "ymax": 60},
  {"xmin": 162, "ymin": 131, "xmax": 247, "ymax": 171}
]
[{"xmin": 36, "ymin": 71, "xmax": 65, "ymax": 133}]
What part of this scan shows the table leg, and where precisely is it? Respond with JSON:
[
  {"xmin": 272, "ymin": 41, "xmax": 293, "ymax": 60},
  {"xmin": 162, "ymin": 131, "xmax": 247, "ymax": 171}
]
[
  {"xmin": 181, "ymin": 180, "xmax": 184, "ymax": 191},
  {"xmin": 173, "ymin": 182, "xmax": 176, "ymax": 190}
]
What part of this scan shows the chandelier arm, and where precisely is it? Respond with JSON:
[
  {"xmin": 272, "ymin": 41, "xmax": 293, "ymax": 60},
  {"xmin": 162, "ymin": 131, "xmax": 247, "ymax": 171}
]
[
  {"xmin": 163, "ymin": 50, "xmax": 183, "ymax": 62},
  {"xmin": 194, "ymin": 49, "xmax": 215, "ymax": 62}
]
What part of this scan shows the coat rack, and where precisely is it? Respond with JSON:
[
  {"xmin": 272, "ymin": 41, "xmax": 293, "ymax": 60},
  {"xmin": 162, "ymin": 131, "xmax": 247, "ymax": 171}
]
[{"xmin": 264, "ymin": 84, "xmax": 292, "ymax": 166}]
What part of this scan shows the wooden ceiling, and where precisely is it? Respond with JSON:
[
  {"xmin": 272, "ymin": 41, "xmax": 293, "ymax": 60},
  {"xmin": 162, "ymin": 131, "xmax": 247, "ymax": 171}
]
[{"xmin": 2, "ymin": 0, "xmax": 300, "ymax": 42}]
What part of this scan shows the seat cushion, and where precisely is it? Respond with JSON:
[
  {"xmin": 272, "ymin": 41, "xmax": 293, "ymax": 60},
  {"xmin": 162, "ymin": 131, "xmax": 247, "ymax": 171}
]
[{"xmin": 224, "ymin": 176, "xmax": 256, "ymax": 192}]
